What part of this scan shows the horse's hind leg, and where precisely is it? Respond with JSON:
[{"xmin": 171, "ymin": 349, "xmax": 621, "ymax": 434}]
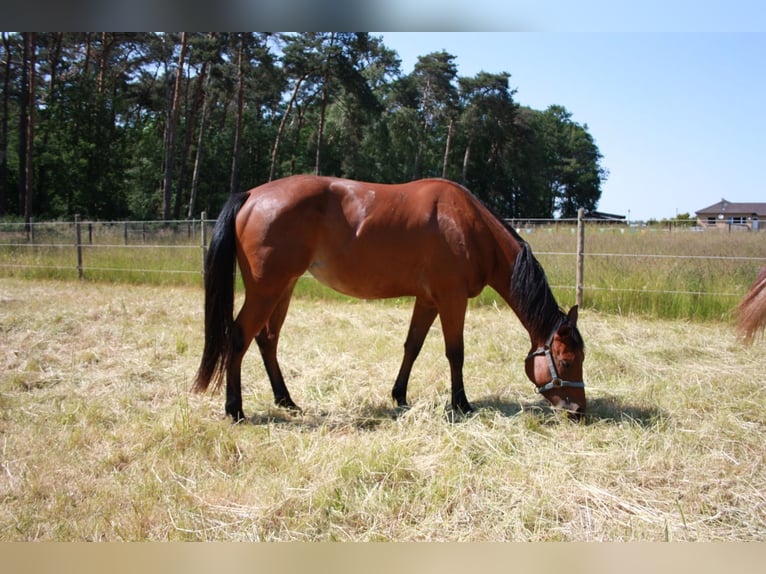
[
  {"xmin": 226, "ymin": 321, "xmax": 248, "ymax": 422},
  {"xmin": 392, "ymin": 298, "xmax": 438, "ymax": 408},
  {"xmin": 256, "ymin": 280, "xmax": 300, "ymax": 411},
  {"xmin": 226, "ymin": 285, "xmax": 295, "ymax": 421}
]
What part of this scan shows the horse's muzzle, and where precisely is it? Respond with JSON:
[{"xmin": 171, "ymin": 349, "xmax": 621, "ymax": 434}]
[{"xmin": 552, "ymin": 395, "xmax": 585, "ymax": 421}]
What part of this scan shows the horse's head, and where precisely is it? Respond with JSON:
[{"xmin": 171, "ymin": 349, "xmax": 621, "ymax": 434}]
[{"xmin": 525, "ymin": 305, "xmax": 586, "ymax": 419}]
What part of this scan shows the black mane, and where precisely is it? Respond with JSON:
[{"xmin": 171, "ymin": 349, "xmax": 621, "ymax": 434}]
[
  {"xmin": 472, "ymin": 190, "xmax": 580, "ymax": 344},
  {"xmin": 509, "ymin": 239, "xmax": 566, "ymax": 341}
]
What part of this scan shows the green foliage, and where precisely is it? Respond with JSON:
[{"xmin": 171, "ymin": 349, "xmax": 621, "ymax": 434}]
[{"xmin": 0, "ymin": 32, "xmax": 607, "ymax": 222}]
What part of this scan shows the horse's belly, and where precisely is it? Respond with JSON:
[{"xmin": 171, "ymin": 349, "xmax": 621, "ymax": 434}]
[{"xmin": 307, "ymin": 256, "xmax": 421, "ymax": 300}]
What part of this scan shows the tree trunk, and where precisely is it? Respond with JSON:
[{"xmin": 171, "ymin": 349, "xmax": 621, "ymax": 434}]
[
  {"xmin": 0, "ymin": 33, "xmax": 11, "ymax": 215},
  {"xmin": 36, "ymin": 33, "xmax": 63, "ymax": 214},
  {"xmin": 96, "ymin": 32, "xmax": 111, "ymax": 96},
  {"xmin": 83, "ymin": 33, "xmax": 91, "ymax": 75},
  {"xmin": 23, "ymin": 33, "xmax": 35, "ymax": 230},
  {"xmin": 269, "ymin": 74, "xmax": 305, "ymax": 181},
  {"xmin": 290, "ymin": 105, "xmax": 306, "ymax": 175},
  {"xmin": 442, "ymin": 117, "xmax": 454, "ymax": 179},
  {"xmin": 162, "ymin": 32, "xmax": 187, "ymax": 220},
  {"xmin": 413, "ymin": 143, "xmax": 422, "ymax": 181},
  {"xmin": 229, "ymin": 33, "xmax": 245, "ymax": 195},
  {"xmin": 17, "ymin": 34, "xmax": 29, "ymax": 220},
  {"xmin": 461, "ymin": 137, "xmax": 472, "ymax": 185},
  {"xmin": 187, "ymin": 73, "xmax": 210, "ymax": 219},
  {"xmin": 314, "ymin": 84, "xmax": 328, "ymax": 176},
  {"xmin": 175, "ymin": 56, "xmax": 206, "ymax": 219}
]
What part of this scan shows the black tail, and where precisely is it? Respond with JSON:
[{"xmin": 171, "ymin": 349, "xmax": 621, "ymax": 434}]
[{"xmin": 193, "ymin": 192, "xmax": 250, "ymax": 393}]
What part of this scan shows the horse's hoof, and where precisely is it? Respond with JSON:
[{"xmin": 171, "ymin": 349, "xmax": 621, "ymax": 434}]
[
  {"xmin": 447, "ymin": 401, "xmax": 474, "ymax": 419},
  {"xmin": 228, "ymin": 410, "xmax": 247, "ymax": 423},
  {"xmin": 457, "ymin": 402, "xmax": 474, "ymax": 415},
  {"xmin": 394, "ymin": 403, "xmax": 411, "ymax": 417},
  {"xmin": 276, "ymin": 398, "xmax": 302, "ymax": 413}
]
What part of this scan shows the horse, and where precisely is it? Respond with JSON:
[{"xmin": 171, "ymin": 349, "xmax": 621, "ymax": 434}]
[
  {"xmin": 737, "ymin": 267, "xmax": 766, "ymax": 344},
  {"xmin": 193, "ymin": 175, "xmax": 586, "ymax": 421}
]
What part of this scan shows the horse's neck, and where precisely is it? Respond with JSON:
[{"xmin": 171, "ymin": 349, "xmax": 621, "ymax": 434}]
[{"xmin": 487, "ymin": 224, "xmax": 557, "ymax": 348}]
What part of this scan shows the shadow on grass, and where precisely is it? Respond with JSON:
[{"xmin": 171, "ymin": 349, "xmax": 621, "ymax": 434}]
[
  {"xmin": 241, "ymin": 393, "xmax": 665, "ymax": 429},
  {"xmin": 582, "ymin": 394, "xmax": 667, "ymax": 427},
  {"xmin": 245, "ymin": 402, "xmax": 401, "ymax": 431},
  {"xmin": 475, "ymin": 393, "xmax": 666, "ymax": 427}
]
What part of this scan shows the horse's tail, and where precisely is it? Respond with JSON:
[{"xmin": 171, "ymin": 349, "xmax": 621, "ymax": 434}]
[
  {"xmin": 737, "ymin": 267, "xmax": 766, "ymax": 345},
  {"xmin": 193, "ymin": 191, "xmax": 250, "ymax": 393}
]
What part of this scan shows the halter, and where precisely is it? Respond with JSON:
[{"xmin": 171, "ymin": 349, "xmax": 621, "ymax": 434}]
[{"xmin": 526, "ymin": 320, "xmax": 586, "ymax": 394}]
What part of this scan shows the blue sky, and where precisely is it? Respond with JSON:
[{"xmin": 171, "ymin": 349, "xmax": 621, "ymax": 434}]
[{"xmin": 378, "ymin": 32, "xmax": 765, "ymax": 221}]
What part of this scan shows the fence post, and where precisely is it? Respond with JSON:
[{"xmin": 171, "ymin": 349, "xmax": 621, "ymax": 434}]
[
  {"xmin": 576, "ymin": 208, "xmax": 585, "ymax": 308},
  {"xmin": 75, "ymin": 214, "xmax": 83, "ymax": 280},
  {"xmin": 200, "ymin": 211, "xmax": 207, "ymax": 277}
]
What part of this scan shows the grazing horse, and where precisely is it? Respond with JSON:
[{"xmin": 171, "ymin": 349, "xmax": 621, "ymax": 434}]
[
  {"xmin": 737, "ymin": 267, "xmax": 766, "ymax": 344},
  {"xmin": 193, "ymin": 175, "xmax": 586, "ymax": 421}
]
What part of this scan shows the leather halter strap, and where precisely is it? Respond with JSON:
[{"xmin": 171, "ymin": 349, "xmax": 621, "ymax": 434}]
[{"xmin": 526, "ymin": 321, "xmax": 585, "ymax": 394}]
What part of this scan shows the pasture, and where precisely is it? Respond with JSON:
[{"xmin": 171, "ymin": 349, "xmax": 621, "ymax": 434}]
[{"xmin": 1, "ymin": 277, "xmax": 764, "ymax": 541}]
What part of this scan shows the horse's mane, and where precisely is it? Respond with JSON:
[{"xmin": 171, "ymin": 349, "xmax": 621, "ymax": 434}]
[
  {"xmin": 737, "ymin": 267, "xmax": 766, "ymax": 344},
  {"xmin": 461, "ymin": 183, "xmax": 581, "ymax": 344},
  {"xmin": 484, "ymin": 205, "xmax": 575, "ymax": 343},
  {"xmin": 509, "ymin": 237, "xmax": 570, "ymax": 340}
]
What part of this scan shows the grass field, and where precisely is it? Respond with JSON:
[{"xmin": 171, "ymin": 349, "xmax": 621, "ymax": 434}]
[{"xmin": 1, "ymin": 277, "xmax": 764, "ymax": 541}]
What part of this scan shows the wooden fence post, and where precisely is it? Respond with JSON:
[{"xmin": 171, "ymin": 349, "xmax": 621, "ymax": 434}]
[
  {"xmin": 75, "ymin": 214, "xmax": 83, "ymax": 280},
  {"xmin": 200, "ymin": 211, "xmax": 207, "ymax": 277},
  {"xmin": 576, "ymin": 208, "xmax": 585, "ymax": 308}
]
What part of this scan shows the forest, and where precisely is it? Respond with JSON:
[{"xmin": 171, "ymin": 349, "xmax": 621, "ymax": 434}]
[{"xmin": 0, "ymin": 32, "xmax": 607, "ymax": 222}]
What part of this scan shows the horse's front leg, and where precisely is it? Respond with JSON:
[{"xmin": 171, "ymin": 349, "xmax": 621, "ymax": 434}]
[
  {"xmin": 438, "ymin": 297, "xmax": 473, "ymax": 414},
  {"xmin": 444, "ymin": 341, "xmax": 472, "ymax": 413},
  {"xmin": 392, "ymin": 299, "xmax": 438, "ymax": 408}
]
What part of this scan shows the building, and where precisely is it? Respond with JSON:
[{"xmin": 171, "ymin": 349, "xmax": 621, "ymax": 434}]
[
  {"xmin": 695, "ymin": 199, "xmax": 766, "ymax": 231},
  {"xmin": 585, "ymin": 210, "xmax": 627, "ymax": 222}
]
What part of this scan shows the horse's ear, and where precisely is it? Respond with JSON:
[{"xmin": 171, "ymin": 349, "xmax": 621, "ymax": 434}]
[{"xmin": 567, "ymin": 305, "xmax": 579, "ymax": 326}]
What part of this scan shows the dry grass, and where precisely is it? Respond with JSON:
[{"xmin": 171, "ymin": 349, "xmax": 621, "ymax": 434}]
[{"xmin": 1, "ymin": 277, "xmax": 765, "ymax": 541}]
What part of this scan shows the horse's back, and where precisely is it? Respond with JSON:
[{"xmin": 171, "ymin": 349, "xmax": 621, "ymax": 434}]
[{"xmin": 234, "ymin": 175, "xmax": 500, "ymax": 300}]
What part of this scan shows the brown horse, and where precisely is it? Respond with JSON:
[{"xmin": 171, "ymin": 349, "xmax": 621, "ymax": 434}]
[
  {"xmin": 737, "ymin": 267, "xmax": 766, "ymax": 344},
  {"xmin": 193, "ymin": 175, "xmax": 586, "ymax": 421}
]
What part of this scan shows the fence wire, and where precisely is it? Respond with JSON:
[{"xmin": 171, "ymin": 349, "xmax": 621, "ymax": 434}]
[{"xmin": 1, "ymin": 218, "xmax": 764, "ymax": 307}]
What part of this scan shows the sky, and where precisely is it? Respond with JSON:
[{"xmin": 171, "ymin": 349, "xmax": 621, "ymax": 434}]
[{"xmin": 378, "ymin": 32, "xmax": 765, "ymax": 221}]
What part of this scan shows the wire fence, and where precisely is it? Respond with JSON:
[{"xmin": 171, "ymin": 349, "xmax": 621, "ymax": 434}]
[{"xmin": 1, "ymin": 213, "xmax": 765, "ymax": 319}]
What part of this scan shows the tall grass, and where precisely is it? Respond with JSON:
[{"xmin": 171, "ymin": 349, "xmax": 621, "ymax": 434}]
[
  {"xmin": 0, "ymin": 221, "xmax": 206, "ymax": 286},
  {"xmin": 525, "ymin": 226, "xmax": 765, "ymax": 320}
]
